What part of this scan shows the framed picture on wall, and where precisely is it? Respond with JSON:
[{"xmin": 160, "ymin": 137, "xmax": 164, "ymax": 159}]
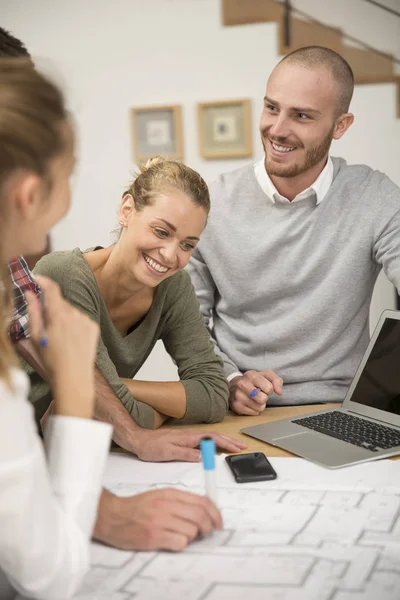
[
  {"xmin": 130, "ymin": 104, "xmax": 184, "ymax": 163},
  {"xmin": 197, "ymin": 98, "xmax": 252, "ymax": 159}
]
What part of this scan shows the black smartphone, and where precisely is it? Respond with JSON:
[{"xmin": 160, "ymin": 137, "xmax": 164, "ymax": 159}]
[{"xmin": 225, "ymin": 452, "xmax": 277, "ymax": 483}]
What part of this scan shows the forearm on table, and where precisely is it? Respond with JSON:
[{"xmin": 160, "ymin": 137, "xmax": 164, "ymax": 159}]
[
  {"xmin": 94, "ymin": 370, "xmax": 166, "ymax": 449},
  {"xmin": 121, "ymin": 378, "xmax": 186, "ymax": 419},
  {"xmin": 94, "ymin": 369, "xmax": 142, "ymax": 449}
]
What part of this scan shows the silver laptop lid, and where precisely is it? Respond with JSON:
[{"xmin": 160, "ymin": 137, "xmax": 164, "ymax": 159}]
[{"xmin": 343, "ymin": 309, "xmax": 400, "ymax": 427}]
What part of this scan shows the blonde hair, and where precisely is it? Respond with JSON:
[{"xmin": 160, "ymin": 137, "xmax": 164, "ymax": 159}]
[
  {"xmin": 123, "ymin": 156, "xmax": 210, "ymax": 214},
  {"xmin": 0, "ymin": 58, "xmax": 69, "ymax": 383}
]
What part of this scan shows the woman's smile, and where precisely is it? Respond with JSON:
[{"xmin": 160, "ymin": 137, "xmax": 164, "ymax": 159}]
[{"xmin": 142, "ymin": 252, "xmax": 170, "ymax": 276}]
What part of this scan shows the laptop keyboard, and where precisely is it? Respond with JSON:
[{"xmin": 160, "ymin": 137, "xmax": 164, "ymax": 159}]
[{"xmin": 292, "ymin": 411, "xmax": 400, "ymax": 452}]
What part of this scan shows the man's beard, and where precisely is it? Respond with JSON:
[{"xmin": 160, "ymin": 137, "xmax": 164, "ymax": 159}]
[{"xmin": 263, "ymin": 125, "xmax": 334, "ymax": 178}]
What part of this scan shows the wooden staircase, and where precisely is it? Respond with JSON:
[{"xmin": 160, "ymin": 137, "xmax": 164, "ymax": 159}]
[{"xmin": 222, "ymin": 0, "xmax": 400, "ymax": 117}]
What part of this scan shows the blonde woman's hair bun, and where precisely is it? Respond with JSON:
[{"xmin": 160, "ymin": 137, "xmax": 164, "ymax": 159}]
[
  {"xmin": 140, "ymin": 155, "xmax": 166, "ymax": 174},
  {"xmin": 124, "ymin": 156, "xmax": 210, "ymax": 215}
]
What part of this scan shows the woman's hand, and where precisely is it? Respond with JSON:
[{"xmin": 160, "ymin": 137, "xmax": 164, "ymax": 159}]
[
  {"xmin": 94, "ymin": 488, "xmax": 222, "ymax": 551},
  {"xmin": 26, "ymin": 275, "xmax": 99, "ymax": 419}
]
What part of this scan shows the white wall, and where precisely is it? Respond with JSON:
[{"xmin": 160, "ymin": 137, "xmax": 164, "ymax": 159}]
[{"xmin": 2, "ymin": 0, "xmax": 400, "ymax": 380}]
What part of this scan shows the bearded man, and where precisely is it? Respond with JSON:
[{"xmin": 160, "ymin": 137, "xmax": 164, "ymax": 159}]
[{"xmin": 187, "ymin": 45, "xmax": 400, "ymax": 415}]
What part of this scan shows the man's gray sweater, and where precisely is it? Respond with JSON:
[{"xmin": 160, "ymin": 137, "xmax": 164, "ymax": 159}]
[{"xmin": 187, "ymin": 157, "xmax": 400, "ymax": 405}]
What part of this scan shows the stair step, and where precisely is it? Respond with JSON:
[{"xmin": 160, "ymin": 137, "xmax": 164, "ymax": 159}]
[
  {"xmin": 355, "ymin": 75, "xmax": 399, "ymax": 84},
  {"xmin": 341, "ymin": 47, "xmax": 394, "ymax": 80},
  {"xmin": 222, "ymin": 0, "xmax": 283, "ymax": 26},
  {"xmin": 278, "ymin": 17, "xmax": 343, "ymax": 55}
]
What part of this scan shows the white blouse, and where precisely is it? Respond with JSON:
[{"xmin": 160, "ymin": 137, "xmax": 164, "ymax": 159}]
[{"xmin": 0, "ymin": 369, "xmax": 112, "ymax": 600}]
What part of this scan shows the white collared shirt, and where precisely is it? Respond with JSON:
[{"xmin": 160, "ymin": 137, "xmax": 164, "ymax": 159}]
[
  {"xmin": 254, "ymin": 156, "xmax": 333, "ymax": 205},
  {"xmin": 227, "ymin": 157, "xmax": 334, "ymax": 383},
  {"xmin": 0, "ymin": 368, "xmax": 112, "ymax": 600}
]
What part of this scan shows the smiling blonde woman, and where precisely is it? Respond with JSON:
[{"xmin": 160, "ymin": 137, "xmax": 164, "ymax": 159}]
[{"xmin": 26, "ymin": 157, "xmax": 229, "ymax": 445}]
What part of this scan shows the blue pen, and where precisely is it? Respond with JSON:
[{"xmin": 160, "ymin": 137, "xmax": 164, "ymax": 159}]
[
  {"xmin": 39, "ymin": 291, "xmax": 48, "ymax": 348},
  {"xmin": 200, "ymin": 437, "xmax": 217, "ymax": 506}
]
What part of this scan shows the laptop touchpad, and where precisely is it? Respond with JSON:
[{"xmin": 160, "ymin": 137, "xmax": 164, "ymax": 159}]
[{"xmin": 274, "ymin": 432, "xmax": 369, "ymax": 468}]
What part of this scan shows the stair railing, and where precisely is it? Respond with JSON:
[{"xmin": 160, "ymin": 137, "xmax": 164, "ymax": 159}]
[{"xmin": 273, "ymin": 0, "xmax": 400, "ymax": 65}]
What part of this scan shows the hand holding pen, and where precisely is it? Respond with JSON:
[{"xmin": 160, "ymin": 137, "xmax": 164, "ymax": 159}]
[
  {"xmin": 228, "ymin": 369, "xmax": 284, "ymax": 416},
  {"xmin": 25, "ymin": 274, "xmax": 99, "ymax": 419}
]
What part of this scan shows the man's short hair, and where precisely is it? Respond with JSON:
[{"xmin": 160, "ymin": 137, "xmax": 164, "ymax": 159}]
[
  {"xmin": 0, "ymin": 26, "xmax": 32, "ymax": 59},
  {"xmin": 278, "ymin": 46, "xmax": 354, "ymax": 115}
]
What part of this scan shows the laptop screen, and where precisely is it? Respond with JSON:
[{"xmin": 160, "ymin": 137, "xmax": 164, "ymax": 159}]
[{"xmin": 349, "ymin": 317, "xmax": 400, "ymax": 415}]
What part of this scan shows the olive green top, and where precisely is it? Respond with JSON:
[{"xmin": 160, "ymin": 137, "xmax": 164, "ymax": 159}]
[{"xmin": 27, "ymin": 248, "xmax": 229, "ymax": 428}]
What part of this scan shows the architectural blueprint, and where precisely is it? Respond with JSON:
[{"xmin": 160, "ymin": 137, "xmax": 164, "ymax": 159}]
[{"xmin": 75, "ymin": 454, "xmax": 400, "ymax": 599}]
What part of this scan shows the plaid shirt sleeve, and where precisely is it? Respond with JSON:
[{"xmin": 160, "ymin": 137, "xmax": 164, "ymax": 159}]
[{"xmin": 8, "ymin": 256, "xmax": 41, "ymax": 344}]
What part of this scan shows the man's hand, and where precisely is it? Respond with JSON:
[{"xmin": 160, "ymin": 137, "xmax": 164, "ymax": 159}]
[
  {"xmin": 229, "ymin": 370, "xmax": 283, "ymax": 416},
  {"xmin": 94, "ymin": 488, "xmax": 223, "ymax": 551},
  {"xmin": 130, "ymin": 429, "xmax": 246, "ymax": 462}
]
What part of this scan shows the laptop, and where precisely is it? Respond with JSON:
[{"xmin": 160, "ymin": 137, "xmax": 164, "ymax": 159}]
[{"xmin": 241, "ymin": 309, "xmax": 400, "ymax": 468}]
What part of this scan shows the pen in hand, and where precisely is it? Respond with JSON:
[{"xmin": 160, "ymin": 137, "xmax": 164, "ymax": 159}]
[
  {"xmin": 39, "ymin": 291, "xmax": 48, "ymax": 348},
  {"xmin": 200, "ymin": 437, "xmax": 218, "ymax": 506}
]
